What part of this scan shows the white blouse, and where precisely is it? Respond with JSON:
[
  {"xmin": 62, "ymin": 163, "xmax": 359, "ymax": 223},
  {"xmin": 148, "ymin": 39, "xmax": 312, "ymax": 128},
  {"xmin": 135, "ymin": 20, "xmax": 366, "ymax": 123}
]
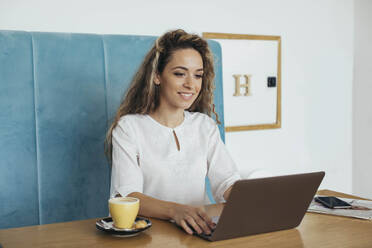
[{"xmin": 110, "ymin": 111, "xmax": 241, "ymax": 205}]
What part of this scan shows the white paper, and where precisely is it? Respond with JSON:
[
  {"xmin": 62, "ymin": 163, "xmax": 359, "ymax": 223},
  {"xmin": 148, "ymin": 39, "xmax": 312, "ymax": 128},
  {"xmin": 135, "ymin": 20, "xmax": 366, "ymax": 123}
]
[{"xmin": 307, "ymin": 196, "xmax": 372, "ymax": 220}]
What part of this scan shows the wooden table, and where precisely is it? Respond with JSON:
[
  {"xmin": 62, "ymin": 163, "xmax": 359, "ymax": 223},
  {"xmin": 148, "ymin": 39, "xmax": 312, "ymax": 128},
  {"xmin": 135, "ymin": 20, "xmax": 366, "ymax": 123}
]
[{"xmin": 1, "ymin": 190, "xmax": 371, "ymax": 248}]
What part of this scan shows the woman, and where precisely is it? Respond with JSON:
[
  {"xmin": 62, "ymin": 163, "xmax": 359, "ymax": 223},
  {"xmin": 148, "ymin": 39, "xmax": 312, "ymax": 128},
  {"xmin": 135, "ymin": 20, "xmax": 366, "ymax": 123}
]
[{"xmin": 105, "ymin": 29, "xmax": 241, "ymax": 235}]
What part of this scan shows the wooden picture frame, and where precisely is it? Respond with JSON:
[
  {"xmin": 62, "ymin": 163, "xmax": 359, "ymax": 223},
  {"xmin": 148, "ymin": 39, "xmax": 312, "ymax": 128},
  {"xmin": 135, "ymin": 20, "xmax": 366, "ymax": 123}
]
[{"xmin": 203, "ymin": 32, "xmax": 282, "ymax": 132}]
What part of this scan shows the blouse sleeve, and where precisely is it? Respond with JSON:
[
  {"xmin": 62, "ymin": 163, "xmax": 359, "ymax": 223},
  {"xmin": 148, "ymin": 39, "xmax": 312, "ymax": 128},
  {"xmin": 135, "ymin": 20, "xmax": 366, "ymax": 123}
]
[
  {"xmin": 110, "ymin": 118, "xmax": 144, "ymax": 198},
  {"xmin": 207, "ymin": 121, "xmax": 241, "ymax": 203}
]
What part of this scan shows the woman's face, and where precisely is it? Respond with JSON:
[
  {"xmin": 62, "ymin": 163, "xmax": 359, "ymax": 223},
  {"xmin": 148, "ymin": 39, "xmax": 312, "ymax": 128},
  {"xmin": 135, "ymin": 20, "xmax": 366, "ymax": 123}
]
[{"xmin": 155, "ymin": 48, "xmax": 203, "ymax": 112}]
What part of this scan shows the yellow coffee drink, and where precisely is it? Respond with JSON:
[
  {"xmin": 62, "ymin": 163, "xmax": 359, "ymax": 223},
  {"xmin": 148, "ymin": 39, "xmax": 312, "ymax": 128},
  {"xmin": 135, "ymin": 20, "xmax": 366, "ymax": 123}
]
[{"xmin": 108, "ymin": 197, "xmax": 140, "ymax": 229}]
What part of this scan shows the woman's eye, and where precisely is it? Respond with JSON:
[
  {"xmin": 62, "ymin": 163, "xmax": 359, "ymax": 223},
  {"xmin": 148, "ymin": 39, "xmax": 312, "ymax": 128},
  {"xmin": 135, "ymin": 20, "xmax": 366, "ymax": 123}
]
[
  {"xmin": 174, "ymin": 72, "xmax": 185, "ymax": 77},
  {"xmin": 195, "ymin": 74, "xmax": 203, "ymax": 79}
]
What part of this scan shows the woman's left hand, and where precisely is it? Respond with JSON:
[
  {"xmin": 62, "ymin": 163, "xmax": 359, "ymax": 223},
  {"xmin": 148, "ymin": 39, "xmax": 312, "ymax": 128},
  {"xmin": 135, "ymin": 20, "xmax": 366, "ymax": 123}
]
[{"xmin": 169, "ymin": 203, "xmax": 216, "ymax": 235}]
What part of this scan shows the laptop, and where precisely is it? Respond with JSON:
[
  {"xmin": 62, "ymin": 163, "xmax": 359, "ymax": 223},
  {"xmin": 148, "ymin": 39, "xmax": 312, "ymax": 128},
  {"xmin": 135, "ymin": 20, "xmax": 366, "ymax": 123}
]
[{"xmin": 196, "ymin": 171, "xmax": 325, "ymax": 241}]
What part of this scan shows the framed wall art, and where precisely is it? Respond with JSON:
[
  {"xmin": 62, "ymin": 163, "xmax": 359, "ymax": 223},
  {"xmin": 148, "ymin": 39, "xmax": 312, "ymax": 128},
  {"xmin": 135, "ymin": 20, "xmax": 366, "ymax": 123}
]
[{"xmin": 203, "ymin": 32, "xmax": 282, "ymax": 132}]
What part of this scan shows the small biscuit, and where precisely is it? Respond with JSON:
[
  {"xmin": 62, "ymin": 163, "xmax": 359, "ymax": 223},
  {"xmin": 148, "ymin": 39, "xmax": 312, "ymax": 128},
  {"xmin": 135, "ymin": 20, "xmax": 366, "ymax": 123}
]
[{"xmin": 135, "ymin": 220, "xmax": 147, "ymax": 229}]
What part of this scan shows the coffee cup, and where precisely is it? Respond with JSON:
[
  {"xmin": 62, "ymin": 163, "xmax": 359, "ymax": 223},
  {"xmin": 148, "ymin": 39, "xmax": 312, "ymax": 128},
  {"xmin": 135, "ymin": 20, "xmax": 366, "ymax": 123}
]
[{"xmin": 108, "ymin": 197, "xmax": 140, "ymax": 229}]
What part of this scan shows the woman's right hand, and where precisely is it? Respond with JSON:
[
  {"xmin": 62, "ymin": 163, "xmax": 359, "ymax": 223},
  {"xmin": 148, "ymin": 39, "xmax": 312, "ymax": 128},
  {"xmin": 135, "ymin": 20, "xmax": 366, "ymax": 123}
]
[{"xmin": 170, "ymin": 203, "xmax": 216, "ymax": 235}]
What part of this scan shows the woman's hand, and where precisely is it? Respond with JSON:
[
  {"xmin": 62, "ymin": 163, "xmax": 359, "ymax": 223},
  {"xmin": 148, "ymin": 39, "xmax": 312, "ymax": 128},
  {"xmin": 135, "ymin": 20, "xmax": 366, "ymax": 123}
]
[
  {"xmin": 127, "ymin": 192, "xmax": 216, "ymax": 235},
  {"xmin": 170, "ymin": 203, "xmax": 216, "ymax": 235}
]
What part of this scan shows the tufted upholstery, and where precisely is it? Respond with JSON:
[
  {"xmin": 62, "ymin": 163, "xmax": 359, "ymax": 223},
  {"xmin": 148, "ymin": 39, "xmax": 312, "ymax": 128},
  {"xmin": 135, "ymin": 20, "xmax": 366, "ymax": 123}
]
[{"xmin": 0, "ymin": 30, "xmax": 225, "ymax": 229}]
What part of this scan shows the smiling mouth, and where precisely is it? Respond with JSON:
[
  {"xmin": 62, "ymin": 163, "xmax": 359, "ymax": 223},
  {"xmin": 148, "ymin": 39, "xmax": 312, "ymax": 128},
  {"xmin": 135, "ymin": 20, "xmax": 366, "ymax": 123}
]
[
  {"xmin": 179, "ymin": 92, "xmax": 193, "ymax": 97},
  {"xmin": 178, "ymin": 92, "xmax": 194, "ymax": 100}
]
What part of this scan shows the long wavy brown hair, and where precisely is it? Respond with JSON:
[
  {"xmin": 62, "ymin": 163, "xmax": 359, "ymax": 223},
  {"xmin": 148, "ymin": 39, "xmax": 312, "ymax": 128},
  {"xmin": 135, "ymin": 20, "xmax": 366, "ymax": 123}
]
[{"xmin": 104, "ymin": 29, "xmax": 220, "ymax": 162}]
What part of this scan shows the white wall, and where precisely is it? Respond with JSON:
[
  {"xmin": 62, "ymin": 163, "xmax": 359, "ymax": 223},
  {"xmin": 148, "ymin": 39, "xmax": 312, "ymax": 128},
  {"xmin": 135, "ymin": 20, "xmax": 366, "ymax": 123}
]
[
  {"xmin": 225, "ymin": 1, "xmax": 354, "ymax": 194},
  {"xmin": 353, "ymin": 0, "xmax": 372, "ymax": 199},
  {"xmin": 0, "ymin": 0, "xmax": 355, "ymax": 193}
]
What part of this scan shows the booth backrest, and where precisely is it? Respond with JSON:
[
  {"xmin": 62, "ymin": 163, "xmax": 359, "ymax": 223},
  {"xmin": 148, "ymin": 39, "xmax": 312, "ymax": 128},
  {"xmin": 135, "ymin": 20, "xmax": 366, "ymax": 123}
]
[{"xmin": 0, "ymin": 30, "xmax": 225, "ymax": 229}]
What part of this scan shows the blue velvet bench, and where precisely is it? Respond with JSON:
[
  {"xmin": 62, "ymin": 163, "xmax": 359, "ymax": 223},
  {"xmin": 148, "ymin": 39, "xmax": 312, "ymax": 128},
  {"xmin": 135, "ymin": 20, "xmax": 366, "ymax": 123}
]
[{"xmin": 0, "ymin": 30, "xmax": 225, "ymax": 229}]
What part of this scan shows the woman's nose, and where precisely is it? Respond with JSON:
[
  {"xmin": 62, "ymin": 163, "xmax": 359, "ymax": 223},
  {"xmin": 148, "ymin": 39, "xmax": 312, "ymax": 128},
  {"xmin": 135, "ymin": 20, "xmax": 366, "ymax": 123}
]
[{"xmin": 183, "ymin": 75, "xmax": 195, "ymax": 89}]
